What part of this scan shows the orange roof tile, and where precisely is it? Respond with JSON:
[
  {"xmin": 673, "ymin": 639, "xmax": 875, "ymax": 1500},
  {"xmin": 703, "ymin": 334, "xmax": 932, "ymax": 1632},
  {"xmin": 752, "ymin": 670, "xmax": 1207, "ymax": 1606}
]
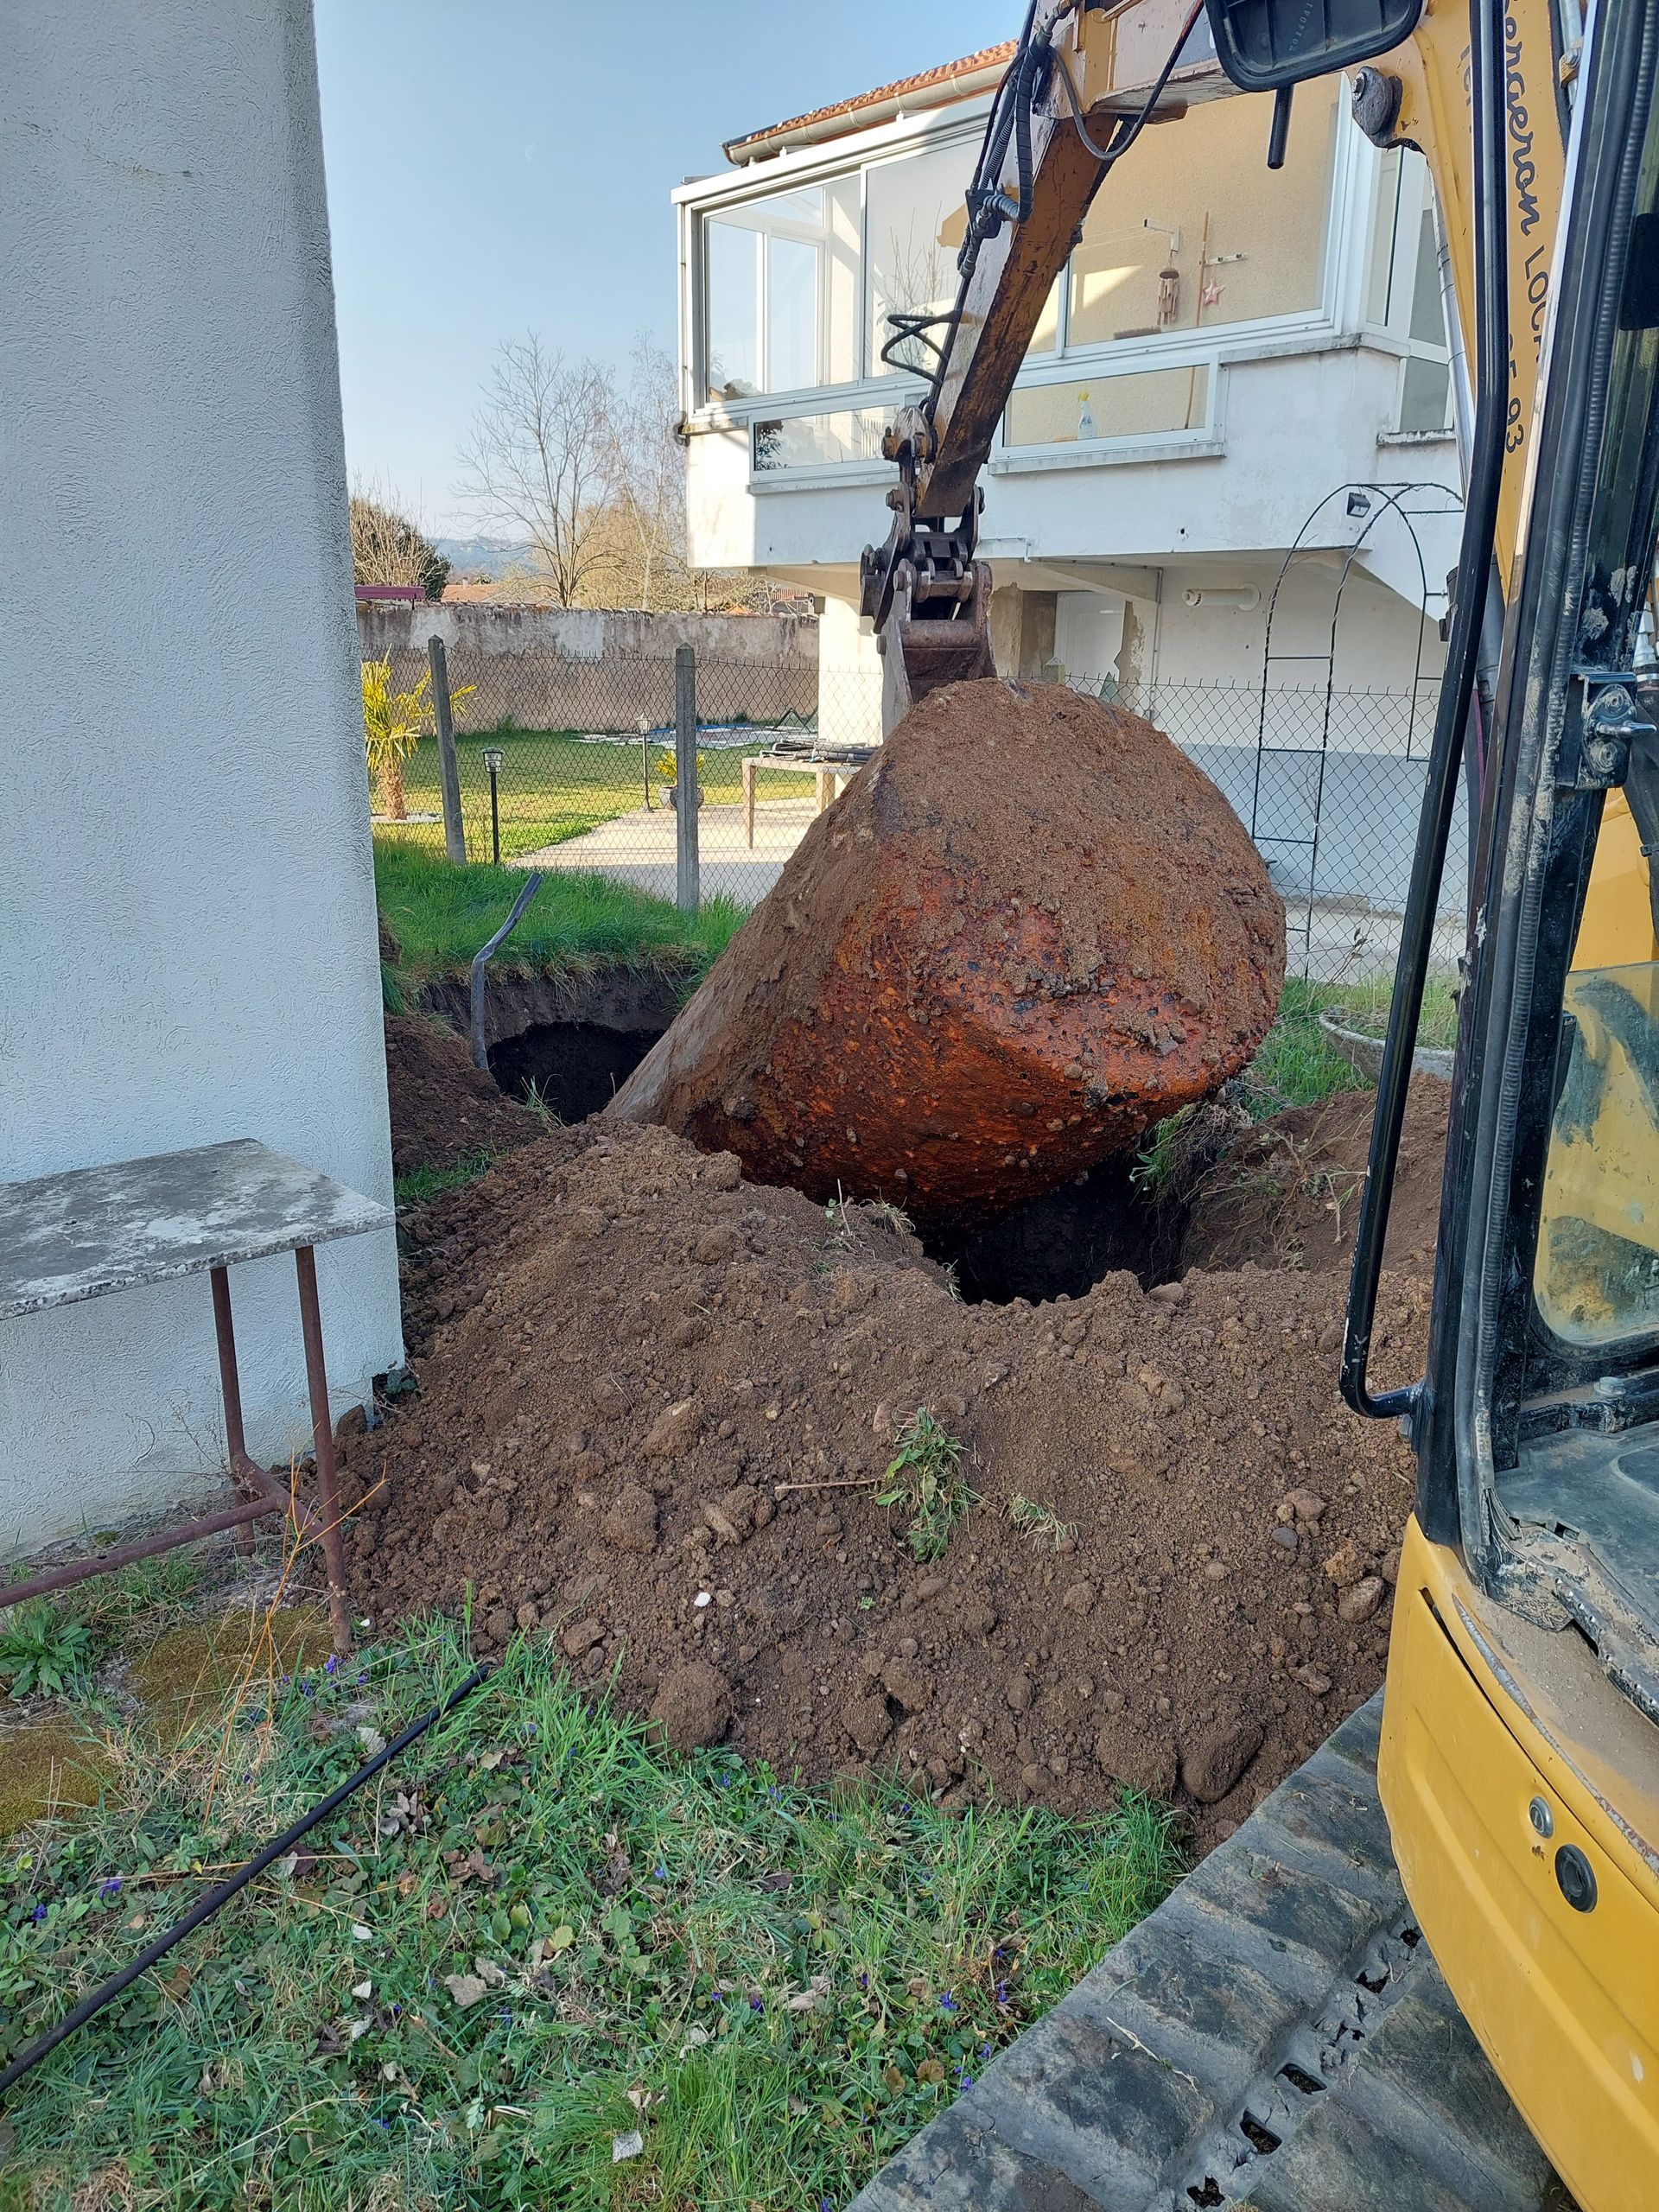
[{"xmin": 723, "ymin": 43, "xmax": 1014, "ymax": 162}]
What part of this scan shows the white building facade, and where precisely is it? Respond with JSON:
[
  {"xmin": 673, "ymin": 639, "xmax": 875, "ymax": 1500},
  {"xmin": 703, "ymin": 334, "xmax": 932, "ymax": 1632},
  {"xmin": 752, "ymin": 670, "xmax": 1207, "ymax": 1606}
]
[
  {"xmin": 2, "ymin": 0, "xmax": 401, "ymax": 1552},
  {"xmin": 673, "ymin": 41, "xmax": 1465, "ymax": 761}
]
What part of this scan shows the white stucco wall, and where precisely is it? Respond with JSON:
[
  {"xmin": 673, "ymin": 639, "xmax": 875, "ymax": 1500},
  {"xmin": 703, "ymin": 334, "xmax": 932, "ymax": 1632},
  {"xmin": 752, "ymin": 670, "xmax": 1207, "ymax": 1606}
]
[
  {"xmin": 686, "ymin": 345, "xmax": 1460, "ymax": 590},
  {"xmin": 0, "ymin": 0, "xmax": 402, "ymax": 1554}
]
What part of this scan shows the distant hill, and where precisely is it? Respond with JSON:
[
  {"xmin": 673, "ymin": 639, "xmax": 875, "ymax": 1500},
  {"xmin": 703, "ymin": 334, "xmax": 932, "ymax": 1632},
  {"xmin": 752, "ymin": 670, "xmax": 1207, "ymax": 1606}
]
[{"xmin": 435, "ymin": 536, "xmax": 535, "ymax": 577}]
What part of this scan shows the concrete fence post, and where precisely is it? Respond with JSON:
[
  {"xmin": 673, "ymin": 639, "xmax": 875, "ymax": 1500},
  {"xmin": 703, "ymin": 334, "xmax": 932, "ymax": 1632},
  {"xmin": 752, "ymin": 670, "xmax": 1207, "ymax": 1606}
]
[
  {"xmin": 429, "ymin": 633, "xmax": 467, "ymax": 866},
  {"xmin": 675, "ymin": 643, "xmax": 700, "ymax": 912}
]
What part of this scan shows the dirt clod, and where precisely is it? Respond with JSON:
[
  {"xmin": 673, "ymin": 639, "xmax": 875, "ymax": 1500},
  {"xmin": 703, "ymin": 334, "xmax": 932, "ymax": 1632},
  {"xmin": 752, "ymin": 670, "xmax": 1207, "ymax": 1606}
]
[
  {"xmin": 600, "ymin": 1484, "xmax": 658, "ymax": 1554},
  {"xmin": 1179, "ymin": 1720, "xmax": 1265, "ymax": 1805},
  {"xmin": 1321, "ymin": 1539, "xmax": 1366, "ymax": 1588},
  {"xmin": 846, "ymin": 1696, "xmax": 894, "ymax": 1753},
  {"xmin": 648, "ymin": 1662, "xmax": 732, "ymax": 1753}
]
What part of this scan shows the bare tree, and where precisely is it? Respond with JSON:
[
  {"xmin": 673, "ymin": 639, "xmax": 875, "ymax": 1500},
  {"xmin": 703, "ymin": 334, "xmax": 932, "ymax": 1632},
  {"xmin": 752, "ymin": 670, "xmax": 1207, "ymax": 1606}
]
[
  {"xmin": 457, "ymin": 336, "xmax": 618, "ymax": 608},
  {"xmin": 350, "ymin": 478, "xmax": 448, "ymax": 598},
  {"xmin": 600, "ymin": 336, "xmax": 690, "ymax": 611}
]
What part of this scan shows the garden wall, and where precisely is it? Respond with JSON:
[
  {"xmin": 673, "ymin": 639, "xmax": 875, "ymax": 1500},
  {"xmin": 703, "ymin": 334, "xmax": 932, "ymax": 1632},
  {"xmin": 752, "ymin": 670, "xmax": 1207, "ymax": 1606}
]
[{"xmin": 358, "ymin": 604, "xmax": 819, "ymax": 730}]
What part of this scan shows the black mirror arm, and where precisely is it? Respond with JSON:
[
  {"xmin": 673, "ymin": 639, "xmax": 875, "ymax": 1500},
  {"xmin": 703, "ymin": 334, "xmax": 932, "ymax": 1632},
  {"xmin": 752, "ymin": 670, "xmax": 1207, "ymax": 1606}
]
[{"xmin": 1342, "ymin": 0, "xmax": 1509, "ymax": 1424}]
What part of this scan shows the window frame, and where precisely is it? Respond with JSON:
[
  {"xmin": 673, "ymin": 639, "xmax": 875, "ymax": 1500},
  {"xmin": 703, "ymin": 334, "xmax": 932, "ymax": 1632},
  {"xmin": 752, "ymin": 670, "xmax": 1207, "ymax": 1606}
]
[{"xmin": 678, "ymin": 79, "xmax": 1377, "ymax": 480}]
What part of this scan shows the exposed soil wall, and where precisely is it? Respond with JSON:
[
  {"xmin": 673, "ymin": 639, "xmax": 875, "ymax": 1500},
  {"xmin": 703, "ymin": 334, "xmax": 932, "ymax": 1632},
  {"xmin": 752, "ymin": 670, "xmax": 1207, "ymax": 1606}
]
[
  {"xmin": 417, "ymin": 967, "xmax": 687, "ymax": 1058},
  {"xmin": 384, "ymin": 1015, "xmax": 541, "ymax": 1178}
]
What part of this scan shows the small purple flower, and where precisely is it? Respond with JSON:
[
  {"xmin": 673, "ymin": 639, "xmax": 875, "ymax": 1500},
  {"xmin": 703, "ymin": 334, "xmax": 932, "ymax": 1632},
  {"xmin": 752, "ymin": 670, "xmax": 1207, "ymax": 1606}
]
[
  {"xmin": 30, "ymin": 1904, "xmax": 48, "ymax": 1923},
  {"xmin": 653, "ymin": 1865, "xmax": 668, "ymax": 1881},
  {"xmin": 956, "ymin": 2068, "xmax": 973, "ymax": 2089},
  {"xmin": 857, "ymin": 1973, "xmax": 868, "ymax": 1991},
  {"xmin": 301, "ymin": 1681, "xmax": 316, "ymax": 1699},
  {"xmin": 99, "ymin": 1877, "xmax": 122, "ymax": 1899},
  {"xmin": 749, "ymin": 1994, "xmax": 764, "ymax": 2014},
  {"xmin": 356, "ymin": 1671, "xmax": 368, "ymax": 1685},
  {"xmin": 939, "ymin": 1992, "xmax": 957, "ymax": 2014},
  {"xmin": 373, "ymin": 2117, "xmax": 390, "ymax": 2130},
  {"xmin": 995, "ymin": 1981, "xmax": 1010, "ymax": 2006},
  {"xmin": 324, "ymin": 1655, "xmax": 339, "ymax": 1676}
]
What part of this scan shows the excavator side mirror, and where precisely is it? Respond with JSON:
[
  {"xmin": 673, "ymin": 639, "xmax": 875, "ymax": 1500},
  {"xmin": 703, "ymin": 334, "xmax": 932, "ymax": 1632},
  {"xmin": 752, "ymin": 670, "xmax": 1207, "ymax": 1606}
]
[{"xmin": 1203, "ymin": 0, "xmax": 1424, "ymax": 92}]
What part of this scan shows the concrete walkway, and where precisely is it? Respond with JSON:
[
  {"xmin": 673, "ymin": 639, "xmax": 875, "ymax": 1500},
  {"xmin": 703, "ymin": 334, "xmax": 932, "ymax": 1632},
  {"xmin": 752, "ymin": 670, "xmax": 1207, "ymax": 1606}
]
[{"xmin": 517, "ymin": 798, "xmax": 822, "ymax": 906}]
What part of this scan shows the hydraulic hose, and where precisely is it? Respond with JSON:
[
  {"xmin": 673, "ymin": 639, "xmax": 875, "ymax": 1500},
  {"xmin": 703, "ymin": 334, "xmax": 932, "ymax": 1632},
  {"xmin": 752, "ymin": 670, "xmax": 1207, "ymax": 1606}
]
[
  {"xmin": 1340, "ymin": 0, "xmax": 1509, "ymax": 1421},
  {"xmin": 931, "ymin": 0, "xmax": 1203, "ymax": 427},
  {"xmin": 0, "ymin": 1662, "xmax": 493, "ymax": 2100}
]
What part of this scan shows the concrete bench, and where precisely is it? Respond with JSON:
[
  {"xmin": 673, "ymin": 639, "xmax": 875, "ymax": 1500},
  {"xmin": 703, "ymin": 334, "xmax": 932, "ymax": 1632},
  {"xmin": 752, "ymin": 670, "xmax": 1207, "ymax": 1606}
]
[{"xmin": 1, "ymin": 1140, "xmax": 391, "ymax": 1653}]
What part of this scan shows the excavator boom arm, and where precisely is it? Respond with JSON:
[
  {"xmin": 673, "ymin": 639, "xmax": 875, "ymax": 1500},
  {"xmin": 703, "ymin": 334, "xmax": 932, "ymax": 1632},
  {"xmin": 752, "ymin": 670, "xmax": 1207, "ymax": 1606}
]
[{"xmin": 861, "ymin": 0, "xmax": 1566, "ymax": 731}]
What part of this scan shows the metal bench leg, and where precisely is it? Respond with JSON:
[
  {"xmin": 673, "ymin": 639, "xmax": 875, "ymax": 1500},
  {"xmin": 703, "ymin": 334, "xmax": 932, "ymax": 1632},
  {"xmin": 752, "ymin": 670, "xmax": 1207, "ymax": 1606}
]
[
  {"xmin": 295, "ymin": 1244, "xmax": 353, "ymax": 1656},
  {"xmin": 210, "ymin": 1267, "xmax": 256, "ymax": 1555}
]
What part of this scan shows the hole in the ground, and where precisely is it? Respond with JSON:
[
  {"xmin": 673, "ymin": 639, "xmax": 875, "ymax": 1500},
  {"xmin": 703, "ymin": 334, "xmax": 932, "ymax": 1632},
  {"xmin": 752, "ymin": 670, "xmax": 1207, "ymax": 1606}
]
[
  {"xmin": 488, "ymin": 1020, "xmax": 664, "ymax": 1123},
  {"xmin": 1279, "ymin": 2063, "xmax": 1326, "ymax": 2096},
  {"xmin": 1356, "ymin": 1967, "xmax": 1390, "ymax": 1995},
  {"xmin": 919, "ymin": 1151, "xmax": 1187, "ymax": 1305},
  {"xmin": 1240, "ymin": 2113, "xmax": 1282, "ymax": 2154},
  {"xmin": 1401, "ymin": 1924, "xmax": 1423, "ymax": 1948},
  {"xmin": 1187, "ymin": 2179, "xmax": 1225, "ymax": 2207}
]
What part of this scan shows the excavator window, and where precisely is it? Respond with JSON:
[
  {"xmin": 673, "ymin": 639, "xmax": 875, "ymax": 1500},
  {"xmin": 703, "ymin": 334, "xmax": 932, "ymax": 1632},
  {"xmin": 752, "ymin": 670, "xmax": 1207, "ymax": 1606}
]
[{"xmin": 1535, "ymin": 964, "xmax": 1659, "ymax": 1346}]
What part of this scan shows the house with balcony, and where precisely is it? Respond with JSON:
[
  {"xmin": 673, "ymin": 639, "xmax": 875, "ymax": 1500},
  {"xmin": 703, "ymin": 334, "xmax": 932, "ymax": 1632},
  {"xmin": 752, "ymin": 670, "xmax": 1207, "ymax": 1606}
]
[{"xmin": 671, "ymin": 34, "xmax": 1468, "ymax": 950}]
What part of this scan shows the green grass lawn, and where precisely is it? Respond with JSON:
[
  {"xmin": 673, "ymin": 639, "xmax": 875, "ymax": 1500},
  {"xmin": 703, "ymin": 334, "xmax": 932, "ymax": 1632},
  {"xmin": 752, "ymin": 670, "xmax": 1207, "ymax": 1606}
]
[
  {"xmin": 1243, "ymin": 973, "xmax": 1460, "ymax": 1116},
  {"xmin": 0, "ymin": 1611, "xmax": 1179, "ymax": 2211},
  {"xmin": 374, "ymin": 841, "xmax": 745, "ymax": 986},
  {"xmin": 379, "ymin": 728, "xmax": 821, "ymax": 866}
]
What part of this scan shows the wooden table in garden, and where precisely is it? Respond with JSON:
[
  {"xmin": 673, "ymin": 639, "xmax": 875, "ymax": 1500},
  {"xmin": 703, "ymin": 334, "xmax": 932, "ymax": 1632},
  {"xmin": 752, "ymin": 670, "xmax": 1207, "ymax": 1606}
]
[
  {"xmin": 741, "ymin": 753, "xmax": 871, "ymax": 848},
  {"xmin": 0, "ymin": 1140, "xmax": 392, "ymax": 1654}
]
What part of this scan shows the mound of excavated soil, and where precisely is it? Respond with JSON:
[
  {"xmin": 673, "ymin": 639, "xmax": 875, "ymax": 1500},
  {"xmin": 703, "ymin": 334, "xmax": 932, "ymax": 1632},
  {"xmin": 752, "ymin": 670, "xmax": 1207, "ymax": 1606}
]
[
  {"xmin": 609, "ymin": 682, "xmax": 1284, "ymax": 1223},
  {"xmin": 1182, "ymin": 1075, "xmax": 1449, "ymax": 1277},
  {"xmin": 343, "ymin": 1108, "xmax": 1430, "ymax": 1847},
  {"xmin": 385, "ymin": 1014, "xmax": 542, "ymax": 1179}
]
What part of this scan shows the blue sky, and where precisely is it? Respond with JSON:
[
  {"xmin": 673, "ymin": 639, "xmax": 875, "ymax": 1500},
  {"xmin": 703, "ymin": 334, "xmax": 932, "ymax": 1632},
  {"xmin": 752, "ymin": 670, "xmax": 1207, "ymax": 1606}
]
[{"xmin": 314, "ymin": 0, "xmax": 1010, "ymax": 534}]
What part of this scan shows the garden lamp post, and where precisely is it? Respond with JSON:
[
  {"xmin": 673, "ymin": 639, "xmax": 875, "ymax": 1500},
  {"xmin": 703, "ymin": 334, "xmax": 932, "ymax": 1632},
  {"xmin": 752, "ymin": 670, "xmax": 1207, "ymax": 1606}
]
[{"xmin": 482, "ymin": 747, "xmax": 505, "ymax": 867}]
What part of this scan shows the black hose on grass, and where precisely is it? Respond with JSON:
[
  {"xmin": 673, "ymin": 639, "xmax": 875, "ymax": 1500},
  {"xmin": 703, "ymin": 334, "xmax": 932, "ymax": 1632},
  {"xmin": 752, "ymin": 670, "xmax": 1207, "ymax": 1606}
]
[{"xmin": 0, "ymin": 1661, "xmax": 494, "ymax": 2099}]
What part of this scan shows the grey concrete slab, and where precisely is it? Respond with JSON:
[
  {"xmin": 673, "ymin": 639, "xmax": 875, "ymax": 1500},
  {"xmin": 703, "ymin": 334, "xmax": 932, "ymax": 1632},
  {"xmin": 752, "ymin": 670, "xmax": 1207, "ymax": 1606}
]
[{"xmin": 0, "ymin": 1141, "xmax": 392, "ymax": 1317}]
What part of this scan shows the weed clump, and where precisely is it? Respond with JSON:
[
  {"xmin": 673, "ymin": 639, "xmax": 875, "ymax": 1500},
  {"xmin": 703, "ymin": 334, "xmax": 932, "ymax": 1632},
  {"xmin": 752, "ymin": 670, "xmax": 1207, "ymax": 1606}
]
[
  {"xmin": 878, "ymin": 1410, "xmax": 977, "ymax": 1561},
  {"xmin": 1008, "ymin": 1495, "xmax": 1077, "ymax": 1551},
  {"xmin": 0, "ymin": 1605, "xmax": 93, "ymax": 1700}
]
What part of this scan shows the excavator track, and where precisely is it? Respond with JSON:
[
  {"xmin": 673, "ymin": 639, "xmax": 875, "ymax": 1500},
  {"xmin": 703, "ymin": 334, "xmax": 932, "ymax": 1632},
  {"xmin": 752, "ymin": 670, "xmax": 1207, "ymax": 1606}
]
[{"xmin": 850, "ymin": 1694, "xmax": 1575, "ymax": 2211}]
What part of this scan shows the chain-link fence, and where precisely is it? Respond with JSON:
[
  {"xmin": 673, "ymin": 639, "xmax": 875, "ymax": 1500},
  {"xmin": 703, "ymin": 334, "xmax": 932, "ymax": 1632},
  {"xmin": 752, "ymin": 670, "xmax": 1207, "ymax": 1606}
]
[
  {"xmin": 369, "ymin": 647, "xmax": 880, "ymax": 909},
  {"xmin": 1110, "ymin": 677, "xmax": 1465, "ymax": 982},
  {"xmin": 371, "ymin": 647, "xmax": 1462, "ymax": 980}
]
